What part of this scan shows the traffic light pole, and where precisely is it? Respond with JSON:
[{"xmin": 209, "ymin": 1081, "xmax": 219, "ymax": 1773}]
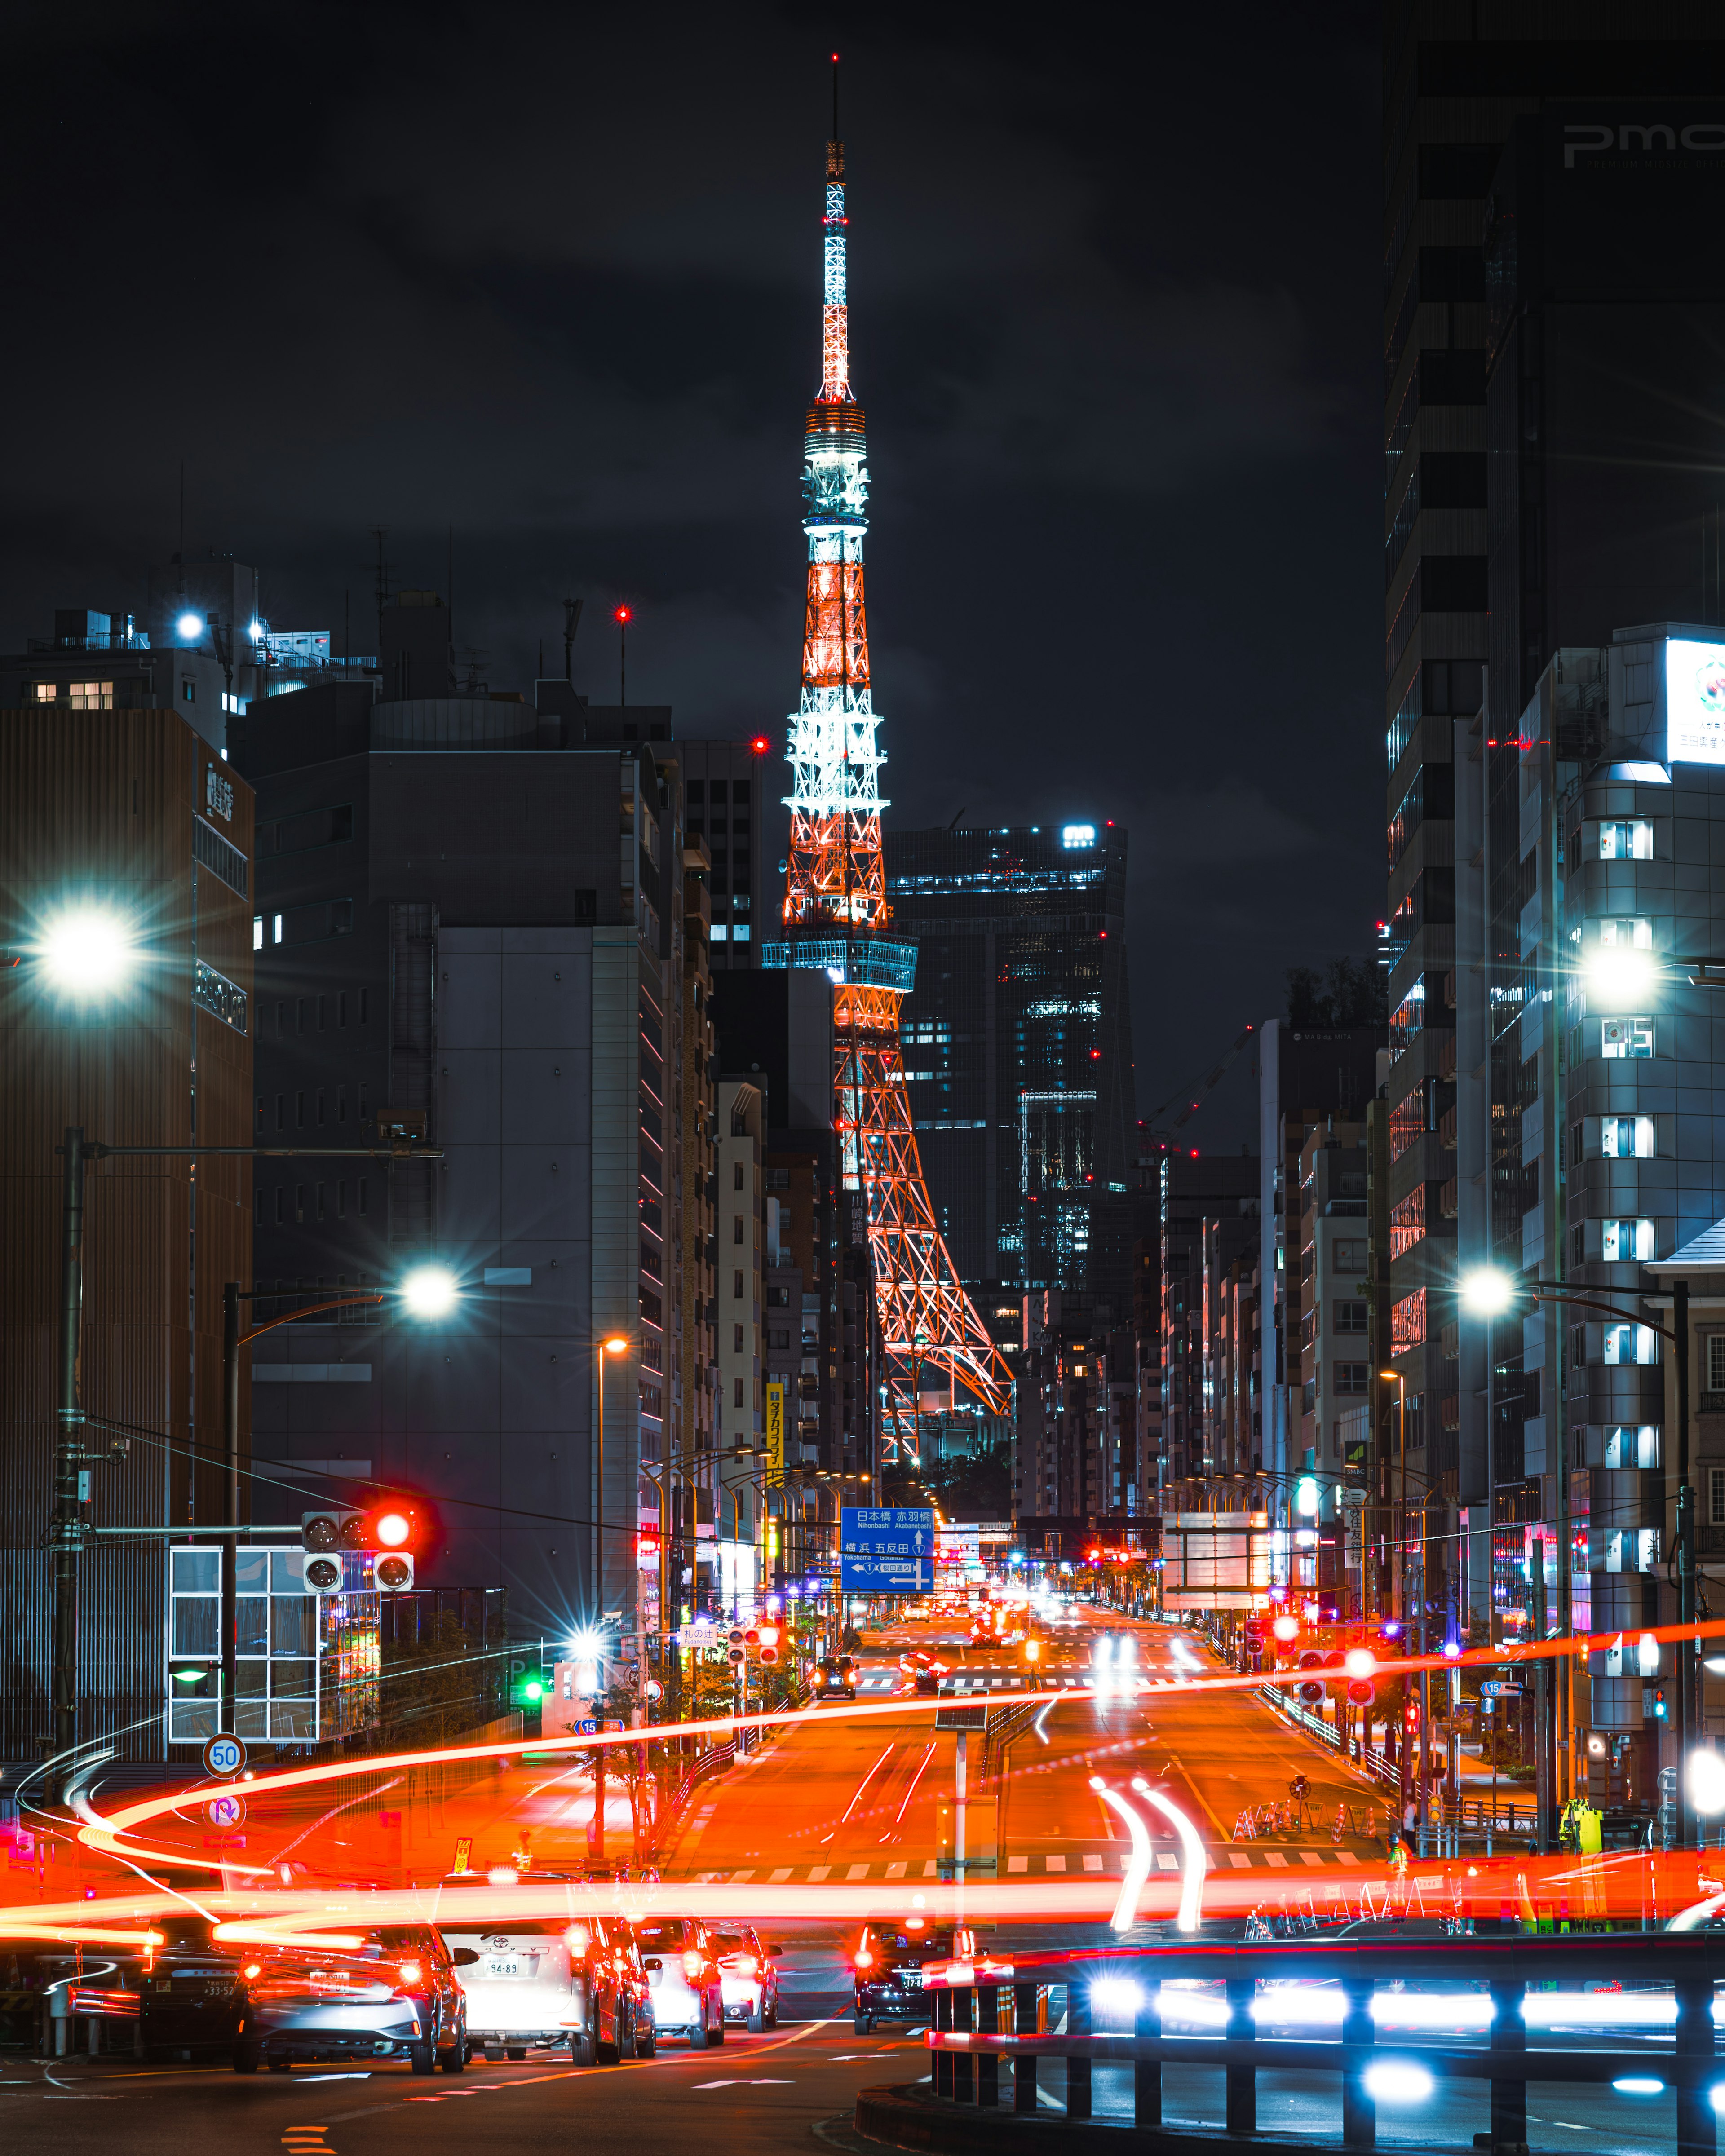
[
  {"xmin": 220, "ymin": 1285, "xmax": 385, "ymax": 1721},
  {"xmin": 47, "ymin": 1129, "xmax": 435, "ymax": 1807}
]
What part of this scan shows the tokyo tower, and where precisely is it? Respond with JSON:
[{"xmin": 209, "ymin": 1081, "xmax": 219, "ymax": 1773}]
[{"xmin": 765, "ymin": 60, "xmax": 1013, "ymax": 1447}]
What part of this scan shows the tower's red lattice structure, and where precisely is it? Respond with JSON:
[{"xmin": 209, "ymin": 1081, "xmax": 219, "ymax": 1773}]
[{"xmin": 767, "ymin": 95, "xmax": 1012, "ymax": 1449}]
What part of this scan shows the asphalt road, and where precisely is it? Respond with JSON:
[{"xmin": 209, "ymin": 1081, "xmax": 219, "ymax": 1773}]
[
  {"xmin": 0, "ymin": 2016, "xmax": 908, "ymax": 2156},
  {"xmin": 666, "ymin": 1610, "xmax": 1389, "ymax": 1924},
  {"xmin": 0, "ymin": 2009, "xmax": 1690, "ymax": 2156}
]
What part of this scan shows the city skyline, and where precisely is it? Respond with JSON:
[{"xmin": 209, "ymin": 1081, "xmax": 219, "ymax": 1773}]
[{"xmin": 0, "ymin": 5, "xmax": 1385, "ymax": 1139}]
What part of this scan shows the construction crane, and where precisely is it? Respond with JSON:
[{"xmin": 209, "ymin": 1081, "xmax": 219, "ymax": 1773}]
[{"xmin": 1140, "ymin": 1024, "xmax": 1256, "ymax": 1151}]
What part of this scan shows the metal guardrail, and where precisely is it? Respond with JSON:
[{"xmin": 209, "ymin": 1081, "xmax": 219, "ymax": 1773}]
[{"xmin": 919, "ymin": 1934, "xmax": 1724, "ymax": 2153}]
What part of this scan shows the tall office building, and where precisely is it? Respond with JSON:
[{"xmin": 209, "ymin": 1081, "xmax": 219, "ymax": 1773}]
[
  {"xmin": 882, "ymin": 822, "xmax": 1135, "ymax": 1301},
  {"xmin": 1382, "ymin": 1, "xmax": 1725, "ymax": 1592},
  {"xmin": 1455, "ymin": 625, "xmax": 1725, "ymax": 1809},
  {"xmin": 232, "ymin": 654, "xmax": 694, "ymax": 1650},
  {"xmin": 0, "ymin": 694, "xmax": 254, "ymax": 1765},
  {"xmin": 669, "ymin": 736, "xmax": 775, "ymax": 968}
]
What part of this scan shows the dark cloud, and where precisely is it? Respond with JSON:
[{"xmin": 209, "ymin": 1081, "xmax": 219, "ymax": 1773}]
[{"xmin": 0, "ymin": 0, "xmax": 1383, "ymax": 1140}]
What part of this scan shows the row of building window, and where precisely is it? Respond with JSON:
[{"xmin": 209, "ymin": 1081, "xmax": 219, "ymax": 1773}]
[
  {"xmin": 273, "ymin": 990, "xmax": 370, "ymax": 1033},
  {"xmin": 258, "ymin": 1086, "xmax": 369, "ymax": 1131},
  {"xmin": 257, "ymin": 1181, "xmax": 370, "ymax": 1225}
]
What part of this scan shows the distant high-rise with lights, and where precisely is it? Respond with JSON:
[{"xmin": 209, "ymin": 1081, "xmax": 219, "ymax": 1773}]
[
  {"xmin": 763, "ymin": 65, "xmax": 1011, "ymax": 1441},
  {"xmin": 881, "ymin": 822, "xmax": 1134, "ymax": 1306}
]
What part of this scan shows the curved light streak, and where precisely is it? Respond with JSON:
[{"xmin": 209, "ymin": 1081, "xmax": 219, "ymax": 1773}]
[
  {"xmin": 1090, "ymin": 1780, "xmax": 1152, "ymax": 1933},
  {"xmin": 57, "ymin": 1613, "xmax": 1725, "ymax": 1875},
  {"xmin": 1132, "ymin": 1778, "xmax": 1204, "ymax": 1933}
]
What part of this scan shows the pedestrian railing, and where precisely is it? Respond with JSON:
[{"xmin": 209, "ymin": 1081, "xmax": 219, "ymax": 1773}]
[{"xmin": 918, "ymin": 1934, "xmax": 1725, "ymax": 2153}]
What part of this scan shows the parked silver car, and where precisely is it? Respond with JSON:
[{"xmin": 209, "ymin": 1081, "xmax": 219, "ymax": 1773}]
[
  {"xmin": 232, "ymin": 1924, "xmax": 469, "ymax": 2074},
  {"xmin": 629, "ymin": 1916, "xmax": 725, "ymax": 2047}
]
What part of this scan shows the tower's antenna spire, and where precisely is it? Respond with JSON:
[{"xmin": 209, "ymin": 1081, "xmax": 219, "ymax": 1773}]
[{"xmin": 831, "ymin": 50, "xmax": 840, "ymax": 145}]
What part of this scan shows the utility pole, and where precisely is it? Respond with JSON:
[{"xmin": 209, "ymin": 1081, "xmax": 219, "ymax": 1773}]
[
  {"xmin": 46, "ymin": 1130, "xmax": 438, "ymax": 1806},
  {"xmin": 50, "ymin": 1130, "xmax": 88, "ymax": 1797}
]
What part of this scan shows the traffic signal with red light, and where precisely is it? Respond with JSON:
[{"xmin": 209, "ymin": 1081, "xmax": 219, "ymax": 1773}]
[
  {"xmin": 301, "ymin": 1502, "xmax": 421, "ymax": 1592},
  {"xmin": 758, "ymin": 1623, "xmax": 780, "ymax": 1666},
  {"xmin": 1296, "ymin": 1650, "xmax": 1326, "ymax": 1708}
]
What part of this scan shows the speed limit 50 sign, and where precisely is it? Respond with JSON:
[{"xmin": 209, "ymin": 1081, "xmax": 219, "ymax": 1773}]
[{"xmin": 202, "ymin": 1734, "xmax": 246, "ymax": 1778}]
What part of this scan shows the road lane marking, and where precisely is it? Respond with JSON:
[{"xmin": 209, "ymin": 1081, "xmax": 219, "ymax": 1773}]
[{"xmin": 769, "ymin": 1867, "xmax": 792, "ymax": 1881}]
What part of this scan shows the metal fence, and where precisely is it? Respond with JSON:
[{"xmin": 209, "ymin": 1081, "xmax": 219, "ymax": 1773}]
[{"xmin": 920, "ymin": 1933, "xmax": 1724, "ymax": 2154}]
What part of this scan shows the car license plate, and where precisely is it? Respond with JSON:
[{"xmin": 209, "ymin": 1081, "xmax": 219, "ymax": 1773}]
[
  {"xmin": 897, "ymin": 1969, "xmax": 924, "ymax": 1988},
  {"xmin": 483, "ymin": 1957, "xmax": 523, "ymax": 1979}
]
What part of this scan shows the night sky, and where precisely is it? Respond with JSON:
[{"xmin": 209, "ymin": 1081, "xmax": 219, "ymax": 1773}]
[{"xmin": 2, "ymin": 1, "xmax": 1382, "ymax": 1146}]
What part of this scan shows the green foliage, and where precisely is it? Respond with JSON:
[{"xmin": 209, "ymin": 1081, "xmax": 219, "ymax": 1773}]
[
  {"xmin": 371, "ymin": 1610, "xmax": 508, "ymax": 1749},
  {"xmin": 1286, "ymin": 955, "xmax": 1384, "ymax": 1031},
  {"xmin": 882, "ymin": 1438, "xmax": 1013, "ymax": 1520}
]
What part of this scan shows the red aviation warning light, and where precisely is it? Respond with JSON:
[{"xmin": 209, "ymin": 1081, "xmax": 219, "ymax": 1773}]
[
  {"xmin": 612, "ymin": 605, "xmax": 632, "ymax": 626},
  {"xmin": 751, "ymin": 733, "xmax": 771, "ymax": 755}
]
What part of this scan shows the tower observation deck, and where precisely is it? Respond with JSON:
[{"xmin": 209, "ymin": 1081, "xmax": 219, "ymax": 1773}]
[{"xmin": 763, "ymin": 69, "xmax": 1013, "ymax": 1446}]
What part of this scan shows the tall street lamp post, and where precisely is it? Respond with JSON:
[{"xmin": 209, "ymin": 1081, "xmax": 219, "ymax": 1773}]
[{"xmin": 50, "ymin": 1126, "xmax": 442, "ymax": 1803}]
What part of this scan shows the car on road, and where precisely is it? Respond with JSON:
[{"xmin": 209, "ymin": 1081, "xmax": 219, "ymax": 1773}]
[
  {"xmin": 134, "ymin": 1917, "xmax": 242, "ymax": 2057},
  {"xmin": 709, "ymin": 1926, "xmax": 781, "ymax": 2032},
  {"xmin": 852, "ymin": 1919, "xmax": 954, "ymax": 2033},
  {"xmin": 899, "ymin": 1649, "xmax": 948, "ymax": 1695},
  {"xmin": 233, "ymin": 1923, "xmax": 468, "ymax": 2075},
  {"xmin": 433, "ymin": 1886, "xmax": 650, "ymax": 2065},
  {"xmin": 816, "ymin": 1655, "xmax": 858, "ymax": 1701},
  {"xmin": 629, "ymin": 1916, "xmax": 726, "ymax": 2047}
]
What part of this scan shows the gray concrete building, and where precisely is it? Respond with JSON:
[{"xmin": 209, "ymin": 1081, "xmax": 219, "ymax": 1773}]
[{"xmin": 231, "ymin": 665, "xmax": 692, "ymax": 1658}]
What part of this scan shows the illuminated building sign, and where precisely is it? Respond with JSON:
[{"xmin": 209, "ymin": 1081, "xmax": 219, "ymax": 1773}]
[
  {"xmin": 1061, "ymin": 825, "xmax": 1096, "ymax": 848},
  {"xmin": 1666, "ymin": 636, "xmax": 1725, "ymax": 764}
]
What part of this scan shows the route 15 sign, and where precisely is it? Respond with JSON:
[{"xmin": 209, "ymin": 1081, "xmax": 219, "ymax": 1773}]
[
  {"xmin": 202, "ymin": 1734, "xmax": 246, "ymax": 1778},
  {"xmin": 204, "ymin": 1792, "xmax": 247, "ymax": 1830}
]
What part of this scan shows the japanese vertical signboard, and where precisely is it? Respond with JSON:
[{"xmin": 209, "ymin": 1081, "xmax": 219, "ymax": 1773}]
[{"xmin": 765, "ymin": 1381, "xmax": 785, "ymax": 1485}]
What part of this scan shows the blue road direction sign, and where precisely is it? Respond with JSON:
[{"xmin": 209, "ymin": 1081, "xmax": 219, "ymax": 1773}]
[{"xmin": 841, "ymin": 1507, "xmax": 937, "ymax": 1594}]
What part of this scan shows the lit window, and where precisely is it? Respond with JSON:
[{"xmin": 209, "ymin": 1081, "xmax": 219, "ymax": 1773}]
[
  {"xmin": 1601, "ymin": 1115, "xmax": 1654, "ymax": 1158},
  {"xmin": 1602, "ymin": 1323, "xmax": 1659, "ymax": 1366},
  {"xmin": 1712, "ymin": 1336, "xmax": 1725, "ymax": 1393},
  {"xmin": 64, "ymin": 680, "xmax": 114, "ymax": 709},
  {"xmin": 1601, "ymin": 1016, "xmax": 1654, "ymax": 1059},
  {"xmin": 252, "ymin": 915, "xmax": 264, "ymax": 950},
  {"xmin": 1599, "ymin": 916, "xmax": 1653, "ymax": 950},
  {"xmin": 33, "ymin": 682, "xmax": 54, "ymax": 701},
  {"xmin": 1601, "ymin": 1219, "xmax": 1655, "ymax": 1262},
  {"xmin": 1599, "ymin": 819, "xmax": 1654, "ymax": 859},
  {"xmin": 1605, "ymin": 1425, "xmax": 1661, "ymax": 1469},
  {"xmin": 1389, "ymin": 981, "xmax": 1425, "ymax": 1063},
  {"xmin": 181, "ymin": 677, "xmax": 196, "ymax": 703}
]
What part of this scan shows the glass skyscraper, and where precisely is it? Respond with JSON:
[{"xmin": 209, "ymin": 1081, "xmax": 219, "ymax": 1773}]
[{"xmin": 882, "ymin": 822, "xmax": 1134, "ymax": 1308}]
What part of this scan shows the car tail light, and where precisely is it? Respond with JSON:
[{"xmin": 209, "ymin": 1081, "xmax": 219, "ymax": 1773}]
[
  {"xmin": 734, "ymin": 1953, "xmax": 756, "ymax": 1975},
  {"xmin": 682, "ymin": 1949, "xmax": 704, "ymax": 1980},
  {"xmin": 566, "ymin": 1925, "xmax": 590, "ymax": 1958},
  {"xmin": 854, "ymin": 1948, "xmax": 874, "ymax": 1969},
  {"xmin": 398, "ymin": 1961, "xmax": 423, "ymax": 1988}
]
